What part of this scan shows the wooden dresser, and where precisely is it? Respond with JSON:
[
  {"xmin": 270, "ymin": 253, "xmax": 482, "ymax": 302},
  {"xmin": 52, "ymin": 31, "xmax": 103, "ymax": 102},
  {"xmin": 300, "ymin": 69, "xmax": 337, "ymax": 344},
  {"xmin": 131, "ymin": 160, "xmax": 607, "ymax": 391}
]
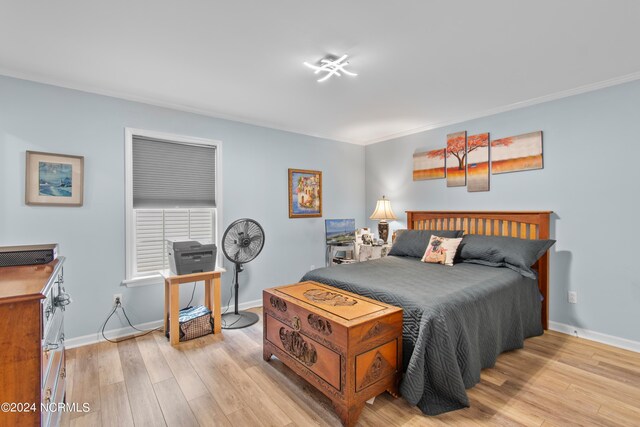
[
  {"xmin": 263, "ymin": 281, "xmax": 402, "ymax": 427},
  {"xmin": 0, "ymin": 257, "xmax": 69, "ymax": 427}
]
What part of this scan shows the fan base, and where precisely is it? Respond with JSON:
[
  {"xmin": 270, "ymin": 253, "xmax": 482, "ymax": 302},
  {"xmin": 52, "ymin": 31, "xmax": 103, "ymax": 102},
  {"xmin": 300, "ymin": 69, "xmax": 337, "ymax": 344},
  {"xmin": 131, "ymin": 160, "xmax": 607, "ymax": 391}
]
[{"xmin": 221, "ymin": 311, "xmax": 259, "ymax": 329}]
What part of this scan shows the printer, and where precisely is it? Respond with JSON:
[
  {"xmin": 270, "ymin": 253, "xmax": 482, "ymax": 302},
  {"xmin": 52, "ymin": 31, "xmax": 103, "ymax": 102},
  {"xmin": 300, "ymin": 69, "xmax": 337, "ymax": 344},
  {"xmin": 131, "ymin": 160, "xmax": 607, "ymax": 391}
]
[{"xmin": 166, "ymin": 239, "xmax": 217, "ymax": 275}]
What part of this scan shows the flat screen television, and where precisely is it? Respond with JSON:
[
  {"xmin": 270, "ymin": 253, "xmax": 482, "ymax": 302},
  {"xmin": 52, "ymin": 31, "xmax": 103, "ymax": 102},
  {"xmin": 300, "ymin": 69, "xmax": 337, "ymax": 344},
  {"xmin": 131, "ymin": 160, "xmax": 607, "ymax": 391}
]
[{"xmin": 325, "ymin": 219, "xmax": 356, "ymax": 245}]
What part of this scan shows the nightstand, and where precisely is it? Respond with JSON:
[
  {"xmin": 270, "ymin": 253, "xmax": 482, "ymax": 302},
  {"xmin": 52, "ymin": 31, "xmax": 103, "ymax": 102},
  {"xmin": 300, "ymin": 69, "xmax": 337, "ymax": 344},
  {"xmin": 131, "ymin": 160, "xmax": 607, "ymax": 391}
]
[
  {"xmin": 357, "ymin": 243, "xmax": 392, "ymax": 262},
  {"xmin": 326, "ymin": 243, "xmax": 356, "ymax": 266}
]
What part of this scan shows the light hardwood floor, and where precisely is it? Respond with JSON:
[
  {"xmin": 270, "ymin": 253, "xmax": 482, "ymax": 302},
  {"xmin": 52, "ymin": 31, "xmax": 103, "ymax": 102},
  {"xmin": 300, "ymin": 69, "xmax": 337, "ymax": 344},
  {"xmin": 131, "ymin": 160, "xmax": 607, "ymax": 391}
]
[{"xmin": 61, "ymin": 308, "xmax": 640, "ymax": 426}]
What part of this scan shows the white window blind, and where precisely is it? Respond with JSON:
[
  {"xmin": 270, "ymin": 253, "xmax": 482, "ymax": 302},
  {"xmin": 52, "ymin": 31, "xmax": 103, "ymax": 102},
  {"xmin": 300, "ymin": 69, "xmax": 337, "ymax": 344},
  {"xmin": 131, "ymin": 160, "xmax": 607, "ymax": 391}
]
[
  {"xmin": 134, "ymin": 208, "xmax": 215, "ymax": 276},
  {"xmin": 128, "ymin": 134, "xmax": 219, "ymax": 281}
]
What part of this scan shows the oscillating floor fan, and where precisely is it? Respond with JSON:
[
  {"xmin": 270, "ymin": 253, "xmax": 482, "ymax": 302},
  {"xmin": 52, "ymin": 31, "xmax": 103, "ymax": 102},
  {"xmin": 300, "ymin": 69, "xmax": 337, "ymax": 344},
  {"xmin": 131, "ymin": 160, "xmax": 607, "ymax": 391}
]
[{"xmin": 221, "ymin": 218, "xmax": 265, "ymax": 329}]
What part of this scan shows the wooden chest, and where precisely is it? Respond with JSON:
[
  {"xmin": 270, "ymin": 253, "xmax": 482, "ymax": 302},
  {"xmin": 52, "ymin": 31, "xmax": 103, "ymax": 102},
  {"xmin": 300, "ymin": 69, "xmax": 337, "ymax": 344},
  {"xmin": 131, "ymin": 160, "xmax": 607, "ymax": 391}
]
[{"xmin": 263, "ymin": 281, "xmax": 402, "ymax": 427}]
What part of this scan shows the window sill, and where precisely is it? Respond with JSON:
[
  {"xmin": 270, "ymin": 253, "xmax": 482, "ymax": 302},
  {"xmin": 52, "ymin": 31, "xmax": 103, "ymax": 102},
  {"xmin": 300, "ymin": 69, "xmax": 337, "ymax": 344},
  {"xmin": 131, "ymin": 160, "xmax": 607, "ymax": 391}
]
[{"xmin": 121, "ymin": 274, "xmax": 164, "ymax": 288}]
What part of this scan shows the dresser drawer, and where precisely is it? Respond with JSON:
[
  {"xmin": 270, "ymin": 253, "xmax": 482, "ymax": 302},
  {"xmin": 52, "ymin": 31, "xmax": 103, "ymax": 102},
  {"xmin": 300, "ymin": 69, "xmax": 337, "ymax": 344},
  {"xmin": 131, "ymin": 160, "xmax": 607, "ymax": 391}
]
[
  {"xmin": 41, "ymin": 349, "xmax": 65, "ymax": 427},
  {"xmin": 43, "ymin": 340, "xmax": 63, "ymax": 399},
  {"xmin": 42, "ymin": 308, "xmax": 64, "ymax": 381},
  {"xmin": 42, "ymin": 278, "xmax": 62, "ymax": 335},
  {"xmin": 264, "ymin": 293, "xmax": 347, "ymax": 349},
  {"xmin": 265, "ymin": 313, "xmax": 342, "ymax": 390}
]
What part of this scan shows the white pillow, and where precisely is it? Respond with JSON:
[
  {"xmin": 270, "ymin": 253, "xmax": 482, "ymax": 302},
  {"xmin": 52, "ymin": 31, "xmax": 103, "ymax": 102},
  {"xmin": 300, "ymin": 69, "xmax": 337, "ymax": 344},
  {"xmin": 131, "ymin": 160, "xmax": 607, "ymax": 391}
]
[{"xmin": 421, "ymin": 235, "xmax": 463, "ymax": 266}]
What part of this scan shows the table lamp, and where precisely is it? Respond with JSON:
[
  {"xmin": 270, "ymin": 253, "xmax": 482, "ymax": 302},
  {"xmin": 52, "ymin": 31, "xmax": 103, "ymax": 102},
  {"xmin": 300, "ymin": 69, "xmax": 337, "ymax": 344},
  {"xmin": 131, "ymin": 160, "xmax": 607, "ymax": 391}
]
[{"xmin": 369, "ymin": 195, "xmax": 397, "ymax": 243}]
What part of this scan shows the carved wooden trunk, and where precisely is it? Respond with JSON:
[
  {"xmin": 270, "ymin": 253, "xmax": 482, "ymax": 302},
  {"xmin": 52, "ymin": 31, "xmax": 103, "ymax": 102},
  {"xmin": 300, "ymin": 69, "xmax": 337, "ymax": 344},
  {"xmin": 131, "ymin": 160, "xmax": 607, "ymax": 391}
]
[{"xmin": 263, "ymin": 281, "xmax": 402, "ymax": 427}]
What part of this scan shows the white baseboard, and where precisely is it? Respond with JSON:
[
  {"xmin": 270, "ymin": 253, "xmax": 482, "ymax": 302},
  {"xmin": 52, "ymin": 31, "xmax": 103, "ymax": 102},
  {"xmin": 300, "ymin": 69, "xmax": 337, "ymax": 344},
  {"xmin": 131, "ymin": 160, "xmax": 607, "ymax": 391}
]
[
  {"xmin": 549, "ymin": 321, "xmax": 640, "ymax": 353},
  {"xmin": 64, "ymin": 298, "xmax": 263, "ymax": 349}
]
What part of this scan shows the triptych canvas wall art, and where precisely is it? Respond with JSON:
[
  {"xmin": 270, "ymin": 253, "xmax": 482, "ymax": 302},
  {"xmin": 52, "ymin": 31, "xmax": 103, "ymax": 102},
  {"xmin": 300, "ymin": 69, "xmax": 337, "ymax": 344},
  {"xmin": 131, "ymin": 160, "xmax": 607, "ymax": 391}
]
[
  {"xmin": 446, "ymin": 131, "xmax": 467, "ymax": 187},
  {"xmin": 412, "ymin": 148, "xmax": 446, "ymax": 180},
  {"xmin": 467, "ymin": 133, "xmax": 490, "ymax": 192},
  {"xmin": 491, "ymin": 131, "xmax": 543, "ymax": 174},
  {"xmin": 413, "ymin": 131, "xmax": 542, "ymax": 192}
]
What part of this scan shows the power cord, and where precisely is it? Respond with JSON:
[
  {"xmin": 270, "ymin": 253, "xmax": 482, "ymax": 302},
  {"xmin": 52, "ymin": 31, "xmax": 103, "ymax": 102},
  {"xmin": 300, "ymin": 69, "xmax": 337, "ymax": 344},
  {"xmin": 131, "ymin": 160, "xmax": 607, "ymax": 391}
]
[
  {"xmin": 221, "ymin": 269, "xmax": 239, "ymax": 329},
  {"xmin": 100, "ymin": 298, "xmax": 162, "ymax": 344},
  {"xmin": 221, "ymin": 272, "xmax": 236, "ymax": 317},
  {"xmin": 182, "ymin": 281, "xmax": 198, "ymax": 310}
]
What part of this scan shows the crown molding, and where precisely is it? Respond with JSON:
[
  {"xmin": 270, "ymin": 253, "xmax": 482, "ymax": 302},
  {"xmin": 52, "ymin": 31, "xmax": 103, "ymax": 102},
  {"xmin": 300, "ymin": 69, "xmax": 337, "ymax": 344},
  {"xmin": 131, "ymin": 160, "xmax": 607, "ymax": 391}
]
[
  {"xmin": 0, "ymin": 67, "xmax": 357, "ymax": 145},
  {"xmin": 2, "ymin": 67, "xmax": 639, "ymax": 147},
  {"xmin": 363, "ymin": 71, "xmax": 640, "ymax": 146}
]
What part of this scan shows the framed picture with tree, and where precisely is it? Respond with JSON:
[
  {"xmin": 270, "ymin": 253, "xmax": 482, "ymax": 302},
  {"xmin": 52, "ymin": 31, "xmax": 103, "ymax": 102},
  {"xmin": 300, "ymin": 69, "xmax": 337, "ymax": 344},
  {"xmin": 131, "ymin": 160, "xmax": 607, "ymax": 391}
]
[
  {"xmin": 467, "ymin": 133, "xmax": 490, "ymax": 192},
  {"xmin": 446, "ymin": 131, "xmax": 467, "ymax": 187}
]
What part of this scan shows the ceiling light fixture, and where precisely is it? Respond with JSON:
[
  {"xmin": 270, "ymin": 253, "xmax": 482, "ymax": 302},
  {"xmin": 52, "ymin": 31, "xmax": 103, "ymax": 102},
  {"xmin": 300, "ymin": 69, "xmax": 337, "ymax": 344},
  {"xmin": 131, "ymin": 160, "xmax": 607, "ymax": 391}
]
[{"xmin": 303, "ymin": 54, "xmax": 358, "ymax": 82}]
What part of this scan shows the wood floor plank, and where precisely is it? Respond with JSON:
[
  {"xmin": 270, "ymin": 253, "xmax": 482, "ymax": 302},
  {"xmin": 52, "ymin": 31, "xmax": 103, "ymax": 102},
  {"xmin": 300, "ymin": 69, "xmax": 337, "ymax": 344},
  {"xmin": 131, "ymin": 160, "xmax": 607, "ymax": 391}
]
[
  {"xmin": 467, "ymin": 383, "xmax": 544, "ymax": 427},
  {"xmin": 70, "ymin": 344, "xmax": 101, "ymax": 419},
  {"xmin": 211, "ymin": 347, "xmax": 292, "ymax": 426},
  {"xmin": 136, "ymin": 333, "xmax": 173, "ymax": 384},
  {"xmin": 98, "ymin": 341, "xmax": 124, "ymax": 386},
  {"xmin": 117, "ymin": 338, "xmax": 167, "ymax": 427},
  {"xmin": 100, "ymin": 381, "xmax": 134, "ymax": 427},
  {"xmin": 69, "ymin": 411, "xmax": 102, "ymax": 427},
  {"xmin": 222, "ymin": 328, "xmax": 262, "ymax": 369},
  {"xmin": 225, "ymin": 407, "xmax": 267, "ymax": 427},
  {"xmin": 598, "ymin": 399, "xmax": 640, "ymax": 427},
  {"xmin": 153, "ymin": 332, "xmax": 209, "ymax": 401},
  {"xmin": 153, "ymin": 377, "xmax": 199, "ymax": 427},
  {"xmin": 183, "ymin": 344, "xmax": 245, "ymax": 415},
  {"xmin": 188, "ymin": 393, "xmax": 233, "ymax": 427},
  {"xmin": 246, "ymin": 365, "xmax": 328, "ymax": 427},
  {"xmin": 260, "ymin": 355, "xmax": 341, "ymax": 426},
  {"xmin": 66, "ymin": 312, "xmax": 640, "ymax": 427}
]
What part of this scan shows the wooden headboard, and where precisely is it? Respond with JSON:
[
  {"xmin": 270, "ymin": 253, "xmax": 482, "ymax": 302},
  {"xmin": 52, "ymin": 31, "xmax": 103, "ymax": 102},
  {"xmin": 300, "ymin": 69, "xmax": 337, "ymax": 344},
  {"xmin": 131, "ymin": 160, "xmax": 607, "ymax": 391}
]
[{"xmin": 406, "ymin": 211, "xmax": 552, "ymax": 329}]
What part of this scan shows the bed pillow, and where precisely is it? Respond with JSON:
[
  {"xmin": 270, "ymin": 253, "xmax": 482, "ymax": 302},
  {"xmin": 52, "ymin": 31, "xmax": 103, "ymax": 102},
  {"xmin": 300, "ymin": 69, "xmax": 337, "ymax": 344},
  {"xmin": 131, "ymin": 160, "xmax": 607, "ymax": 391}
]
[
  {"xmin": 456, "ymin": 234, "xmax": 556, "ymax": 278},
  {"xmin": 421, "ymin": 235, "xmax": 463, "ymax": 266},
  {"xmin": 388, "ymin": 229, "xmax": 464, "ymax": 258}
]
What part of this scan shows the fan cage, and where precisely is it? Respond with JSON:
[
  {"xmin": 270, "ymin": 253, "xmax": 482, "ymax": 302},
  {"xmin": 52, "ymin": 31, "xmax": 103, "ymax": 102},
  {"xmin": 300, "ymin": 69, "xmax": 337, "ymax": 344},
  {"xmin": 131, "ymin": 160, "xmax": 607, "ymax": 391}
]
[{"xmin": 222, "ymin": 218, "xmax": 265, "ymax": 264}]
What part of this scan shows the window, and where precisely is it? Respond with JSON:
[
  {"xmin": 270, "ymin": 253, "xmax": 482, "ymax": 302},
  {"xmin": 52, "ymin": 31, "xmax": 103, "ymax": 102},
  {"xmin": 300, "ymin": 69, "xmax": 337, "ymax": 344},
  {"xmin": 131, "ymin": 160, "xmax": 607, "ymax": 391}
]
[{"xmin": 124, "ymin": 129, "xmax": 221, "ymax": 286}]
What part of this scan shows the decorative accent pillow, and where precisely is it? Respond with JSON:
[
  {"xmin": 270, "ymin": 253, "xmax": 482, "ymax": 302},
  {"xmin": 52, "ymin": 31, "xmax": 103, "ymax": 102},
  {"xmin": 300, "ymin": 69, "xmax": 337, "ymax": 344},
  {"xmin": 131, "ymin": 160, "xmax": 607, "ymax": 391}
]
[
  {"xmin": 421, "ymin": 235, "xmax": 463, "ymax": 266},
  {"xmin": 456, "ymin": 234, "xmax": 556, "ymax": 278},
  {"xmin": 388, "ymin": 229, "xmax": 464, "ymax": 258}
]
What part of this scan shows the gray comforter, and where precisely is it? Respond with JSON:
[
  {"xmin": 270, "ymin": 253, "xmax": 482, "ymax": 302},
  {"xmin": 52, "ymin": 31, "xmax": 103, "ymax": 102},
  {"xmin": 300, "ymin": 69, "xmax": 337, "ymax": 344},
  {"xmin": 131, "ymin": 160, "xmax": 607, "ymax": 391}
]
[{"xmin": 301, "ymin": 256, "xmax": 542, "ymax": 415}]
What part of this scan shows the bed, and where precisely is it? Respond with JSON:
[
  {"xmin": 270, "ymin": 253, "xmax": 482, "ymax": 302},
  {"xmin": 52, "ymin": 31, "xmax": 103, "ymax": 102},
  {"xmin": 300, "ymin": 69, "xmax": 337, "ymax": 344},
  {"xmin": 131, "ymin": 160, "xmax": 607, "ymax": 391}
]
[{"xmin": 301, "ymin": 210, "xmax": 552, "ymax": 415}]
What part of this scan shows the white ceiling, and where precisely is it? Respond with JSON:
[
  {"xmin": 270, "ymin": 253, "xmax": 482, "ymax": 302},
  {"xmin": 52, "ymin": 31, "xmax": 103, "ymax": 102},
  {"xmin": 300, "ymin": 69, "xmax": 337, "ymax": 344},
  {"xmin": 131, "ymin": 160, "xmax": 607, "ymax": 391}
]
[{"xmin": 1, "ymin": 1, "xmax": 639, "ymax": 145}]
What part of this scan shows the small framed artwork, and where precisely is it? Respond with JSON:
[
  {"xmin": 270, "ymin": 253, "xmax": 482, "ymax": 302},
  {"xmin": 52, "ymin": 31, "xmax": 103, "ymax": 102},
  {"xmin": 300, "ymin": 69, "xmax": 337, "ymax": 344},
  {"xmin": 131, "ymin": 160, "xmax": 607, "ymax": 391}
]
[
  {"xmin": 491, "ymin": 131, "xmax": 543, "ymax": 174},
  {"xmin": 446, "ymin": 131, "xmax": 467, "ymax": 187},
  {"xmin": 26, "ymin": 151, "xmax": 84, "ymax": 206},
  {"xmin": 467, "ymin": 133, "xmax": 490, "ymax": 192},
  {"xmin": 413, "ymin": 148, "xmax": 446, "ymax": 181},
  {"xmin": 288, "ymin": 168, "xmax": 322, "ymax": 218}
]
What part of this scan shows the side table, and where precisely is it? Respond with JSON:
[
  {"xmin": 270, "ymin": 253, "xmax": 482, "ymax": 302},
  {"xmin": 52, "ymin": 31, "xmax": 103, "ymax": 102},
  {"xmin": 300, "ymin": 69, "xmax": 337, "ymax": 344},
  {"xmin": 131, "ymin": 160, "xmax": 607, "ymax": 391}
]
[
  {"xmin": 162, "ymin": 267, "xmax": 225, "ymax": 345},
  {"xmin": 326, "ymin": 243, "xmax": 356, "ymax": 266}
]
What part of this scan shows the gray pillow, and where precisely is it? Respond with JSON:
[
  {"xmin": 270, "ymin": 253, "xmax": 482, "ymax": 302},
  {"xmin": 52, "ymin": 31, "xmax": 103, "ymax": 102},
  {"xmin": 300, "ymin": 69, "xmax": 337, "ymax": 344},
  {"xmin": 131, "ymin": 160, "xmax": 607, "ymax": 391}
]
[
  {"xmin": 389, "ymin": 229, "xmax": 464, "ymax": 258},
  {"xmin": 457, "ymin": 234, "xmax": 556, "ymax": 279}
]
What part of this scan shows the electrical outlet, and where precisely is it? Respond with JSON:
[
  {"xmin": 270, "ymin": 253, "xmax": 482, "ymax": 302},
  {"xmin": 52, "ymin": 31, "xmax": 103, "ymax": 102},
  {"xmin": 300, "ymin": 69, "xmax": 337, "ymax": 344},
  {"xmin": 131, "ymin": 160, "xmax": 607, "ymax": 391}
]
[
  {"xmin": 568, "ymin": 291, "xmax": 577, "ymax": 304},
  {"xmin": 113, "ymin": 293, "xmax": 123, "ymax": 306}
]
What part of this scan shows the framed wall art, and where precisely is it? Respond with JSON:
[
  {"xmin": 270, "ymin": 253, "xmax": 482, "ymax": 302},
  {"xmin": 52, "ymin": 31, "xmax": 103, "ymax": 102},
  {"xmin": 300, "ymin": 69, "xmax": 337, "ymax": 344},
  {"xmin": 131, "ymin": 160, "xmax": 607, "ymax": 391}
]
[
  {"xmin": 446, "ymin": 131, "xmax": 467, "ymax": 187},
  {"xmin": 467, "ymin": 133, "xmax": 490, "ymax": 192},
  {"xmin": 25, "ymin": 151, "xmax": 84, "ymax": 206},
  {"xmin": 288, "ymin": 168, "xmax": 322, "ymax": 218},
  {"xmin": 491, "ymin": 131, "xmax": 543, "ymax": 174},
  {"xmin": 413, "ymin": 148, "xmax": 446, "ymax": 181}
]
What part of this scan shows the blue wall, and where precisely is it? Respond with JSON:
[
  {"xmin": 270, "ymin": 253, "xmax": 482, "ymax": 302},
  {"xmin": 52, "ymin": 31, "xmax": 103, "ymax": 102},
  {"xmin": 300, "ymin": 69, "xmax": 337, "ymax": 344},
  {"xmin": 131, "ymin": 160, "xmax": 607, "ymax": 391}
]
[
  {"xmin": 3, "ymin": 74, "xmax": 639, "ymax": 345},
  {"xmin": 365, "ymin": 79, "xmax": 640, "ymax": 342},
  {"xmin": 0, "ymin": 76, "xmax": 365, "ymax": 340}
]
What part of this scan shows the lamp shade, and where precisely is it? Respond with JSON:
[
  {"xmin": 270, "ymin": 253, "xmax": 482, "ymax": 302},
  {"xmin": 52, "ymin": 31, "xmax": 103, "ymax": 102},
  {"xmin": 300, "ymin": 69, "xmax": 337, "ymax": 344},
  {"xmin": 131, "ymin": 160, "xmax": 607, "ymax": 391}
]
[{"xmin": 369, "ymin": 196, "xmax": 397, "ymax": 221}]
